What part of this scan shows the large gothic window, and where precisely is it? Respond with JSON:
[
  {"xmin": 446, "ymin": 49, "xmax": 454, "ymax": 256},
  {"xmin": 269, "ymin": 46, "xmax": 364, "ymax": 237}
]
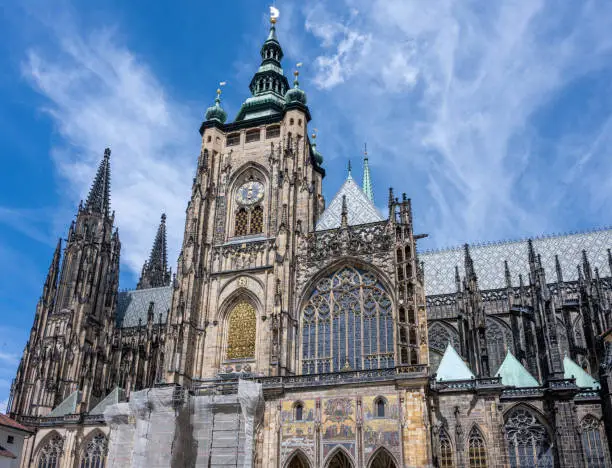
[
  {"xmin": 235, "ymin": 209, "xmax": 249, "ymax": 236},
  {"xmin": 580, "ymin": 415, "xmax": 607, "ymax": 467},
  {"xmin": 485, "ymin": 319, "xmax": 512, "ymax": 373},
  {"xmin": 505, "ymin": 408, "xmax": 553, "ymax": 468},
  {"xmin": 301, "ymin": 267, "xmax": 394, "ymax": 374},
  {"xmin": 468, "ymin": 427, "xmax": 488, "ymax": 468},
  {"xmin": 250, "ymin": 205, "xmax": 263, "ymax": 234},
  {"xmin": 80, "ymin": 433, "xmax": 108, "ymax": 468},
  {"xmin": 226, "ymin": 301, "xmax": 257, "ymax": 360},
  {"xmin": 37, "ymin": 434, "xmax": 63, "ymax": 468},
  {"xmin": 439, "ymin": 429, "xmax": 454, "ymax": 468}
]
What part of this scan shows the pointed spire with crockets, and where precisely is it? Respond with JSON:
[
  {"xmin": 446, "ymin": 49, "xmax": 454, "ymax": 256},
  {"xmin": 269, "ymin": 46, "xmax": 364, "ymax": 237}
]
[
  {"xmin": 84, "ymin": 148, "xmax": 111, "ymax": 217},
  {"xmin": 137, "ymin": 214, "xmax": 171, "ymax": 290},
  {"xmin": 362, "ymin": 143, "xmax": 374, "ymax": 203},
  {"xmin": 42, "ymin": 238, "xmax": 62, "ymax": 305}
]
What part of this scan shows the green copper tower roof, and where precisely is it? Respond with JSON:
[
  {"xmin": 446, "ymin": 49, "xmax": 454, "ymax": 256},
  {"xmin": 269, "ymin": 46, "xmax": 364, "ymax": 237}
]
[
  {"xmin": 563, "ymin": 356, "xmax": 600, "ymax": 389},
  {"xmin": 362, "ymin": 144, "xmax": 374, "ymax": 203},
  {"xmin": 205, "ymin": 89, "xmax": 227, "ymax": 124},
  {"xmin": 435, "ymin": 344, "xmax": 475, "ymax": 381},
  {"xmin": 285, "ymin": 70, "xmax": 307, "ymax": 106},
  {"xmin": 235, "ymin": 20, "xmax": 290, "ymax": 122},
  {"xmin": 496, "ymin": 351, "xmax": 539, "ymax": 387}
]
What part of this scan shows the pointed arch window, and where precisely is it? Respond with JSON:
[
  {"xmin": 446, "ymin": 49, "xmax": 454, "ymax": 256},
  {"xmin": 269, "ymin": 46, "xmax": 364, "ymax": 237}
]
[
  {"xmin": 301, "ymin": 267, "xmax": 394, "ymax": 374},
  {"xmin": 326, "ymin": 449, "xmax": 353, "ymax": 468},
  {"xmin": 581, "ymin": 415, "xmax": 608, "ymax": 467},
  {"xmin": 226, "ymin": 301, "xmax": 257, "ymax": 360},
  {"xmin": 439, "ymin": 429, "xmax": 454, "ymax": 468},
  {"xmin": 370, "ymin": 448, "xmax": 397, "ymax": 468},
  {"xmin": 468, "ymin": 427, "xmax": 488, "ymax": 468},
  {"xmin": 79, "ymin": 432, "xmax": 108, "ymax": 468},
  {"xmin": 375, "ymin": 397, "xmax": 386, "ymax": 418},
  {"xmin": 505, "ymin": 407, "xmax": 553, "ymax": 468},
  {"xmin": 37, "ymin": 434, "xmax": 63, "ymax": 468}
]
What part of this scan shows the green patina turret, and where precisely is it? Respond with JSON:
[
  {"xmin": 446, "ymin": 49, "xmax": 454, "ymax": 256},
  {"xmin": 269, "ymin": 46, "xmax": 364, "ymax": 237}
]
[
  {"xmin": 285, "ymin": 70, "xmax": 307, "ymax": 105},
  {"xmin": 310, "ymin": 132, "xmax": 323, "ymax": 166},
  {"xmin": 205, "ymin": 88, "xmax": 227, "ymax": 124},
  {"xmin": 235, "ymin": 17, "xmax": 290, "ymax": 121}
]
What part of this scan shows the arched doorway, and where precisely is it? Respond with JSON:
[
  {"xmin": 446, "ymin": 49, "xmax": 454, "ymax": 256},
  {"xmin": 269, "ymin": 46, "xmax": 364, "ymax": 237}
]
[
  {"xmin": 326, "ymin": 449, "xmax": 353, "ymax": 468},
  {"xmin": 369, "ymin": 447, "xmax": 398, "ymax": 468},
  {"xmin": 286, "ymin": 450, "xmax": 310, "ymax": 468}
]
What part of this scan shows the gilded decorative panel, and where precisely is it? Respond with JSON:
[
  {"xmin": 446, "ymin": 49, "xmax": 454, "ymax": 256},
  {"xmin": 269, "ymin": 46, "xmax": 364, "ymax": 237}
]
[{"xmin": 226, "ymin": 301, "xmax": 256, "ymax": 359}]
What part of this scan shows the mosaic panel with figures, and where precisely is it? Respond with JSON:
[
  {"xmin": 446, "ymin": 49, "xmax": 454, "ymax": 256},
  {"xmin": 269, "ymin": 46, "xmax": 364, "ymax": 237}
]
[
  {"xmin": 322, "ymin": 398, "xmax": 356, "ymax": 459},
  {"xmin": 362, "ymin": 395, "xmax": 402, "ymax": 461},
  {"xmin": 281, "ymin": 399, "xmax": 316, "ymax": 463}
]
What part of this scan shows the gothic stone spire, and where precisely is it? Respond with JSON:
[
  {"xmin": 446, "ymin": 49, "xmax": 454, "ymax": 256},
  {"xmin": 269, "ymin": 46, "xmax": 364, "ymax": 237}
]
[
  {"xmin": 137, "ymin": 214, "xmax": 171, "ymax": 290},
  {"xmin": 362, "ymin": 144, "xmax": 374, "ymax": 203},
  {"xmin": 84, "ymin": 148, "xmax": 111, "ymax": 217}
]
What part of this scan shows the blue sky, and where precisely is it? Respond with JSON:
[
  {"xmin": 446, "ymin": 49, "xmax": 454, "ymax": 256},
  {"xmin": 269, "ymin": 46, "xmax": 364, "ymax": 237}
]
[{"xmin": 1, "ymin": 0, "xmax": 612, "ymax": 411}]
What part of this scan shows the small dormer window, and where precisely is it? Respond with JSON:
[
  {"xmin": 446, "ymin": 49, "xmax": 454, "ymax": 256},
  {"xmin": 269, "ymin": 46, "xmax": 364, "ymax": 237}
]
[{"xmin": 227, "ymin": 133, "xmax": 241, "ymax": 146}]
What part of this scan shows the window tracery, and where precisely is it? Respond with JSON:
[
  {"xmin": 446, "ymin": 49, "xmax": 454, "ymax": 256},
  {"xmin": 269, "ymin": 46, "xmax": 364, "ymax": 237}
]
[
  {"xmin": 580, "ymin": 415, "xmax": 607, "ymax": 467},
  {"xmin": 226, "ymin": 301, "xmax": 257, "ymax": 360},
  {"xmin": 37, "ymin": 434, "xmax": 63, "ymax": 468},
  {"xmin": 468, "ymin": 427, "xmax": 487, "ymax": 468},
  {"xmin": 505, "ymin": 408, "xmax": 553, "ymax": 468},
  {"xmin": 439, "ymin": 429, "xmax": 454, "ymax": 468},
  {"xmin": 301, "ymin": 267, "xmax": 394, "ymax": 374},
  {"xmin": 79, "ymin": 433, "xmax": 108, "ymax": 468}
]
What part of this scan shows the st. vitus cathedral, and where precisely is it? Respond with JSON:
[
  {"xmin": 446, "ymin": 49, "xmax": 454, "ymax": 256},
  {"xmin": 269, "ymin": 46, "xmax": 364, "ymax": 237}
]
[{"xmin": 7, "ymin": 14, "xmax": 612, "ymax": 468}]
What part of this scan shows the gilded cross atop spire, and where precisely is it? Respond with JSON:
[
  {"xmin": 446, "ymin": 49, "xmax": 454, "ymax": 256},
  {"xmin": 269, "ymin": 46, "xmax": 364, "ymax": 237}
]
[
  {"xmin": 362, "ymin": 143, "xmax": 374, "ymax": 203},
  {"xmin": 84, "ymin": 148, "xmax": 111, "ymax": 217}
]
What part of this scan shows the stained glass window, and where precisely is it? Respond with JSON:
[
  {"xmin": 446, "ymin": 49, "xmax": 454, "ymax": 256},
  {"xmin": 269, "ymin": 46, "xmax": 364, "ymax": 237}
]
[
  {"xmin": 581, "ymin": 415, "xmax": 608, "ymax": 467},
  {"xmin": 37, "ymin": 434, "xmax": 63, "ymax": 468},
  {"xmin": 505, "ymin": 407, "xmax": 553, "ymax": 468},
  {"xmin": 226, "ymin": 301, "xmax": 257, "ymax": 359},
  {"xmin": 250, "ymin": 205, "xmax": 263, "ymax": 234},
  {"xmin": 468, "ymin": 427, "xmax": 487, "ymax": 468},
  {"xmin": 301, "ymin": 267, "xmax": 394, "ymax": 373},
  {"xmin": 80, "ymin": 433, "xmax": 108, "ymax": 468},
  {"xmin": 235, "ymin": 209, "xmax": 248, "ymax": 236},
  {"xmin": 439, "ymin": 429, "xmax": 454, "ymax": 468}
]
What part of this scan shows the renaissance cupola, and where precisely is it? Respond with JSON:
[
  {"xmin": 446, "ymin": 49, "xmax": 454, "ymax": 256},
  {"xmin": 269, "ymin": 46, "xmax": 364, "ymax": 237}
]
[
  {"xmin": 235, "ymin": 15, "xmax": 290, "ymax": 121},
  {"xmin": 285, "ymin": 70, "xmax": 307, "ymax": 106},
  {"xmin": 205, "ymin": 88, "xmax": 227, "ymax": 124}
]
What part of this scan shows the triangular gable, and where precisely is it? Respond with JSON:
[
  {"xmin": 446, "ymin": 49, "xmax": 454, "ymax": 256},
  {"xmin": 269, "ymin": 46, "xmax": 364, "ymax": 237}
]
[
  {"xmin": 436, "ymin": 344, "xmax": 475, "ymax": 381},
  {"xmin": 496, "ymin": 352, "xmax": 539, "ymax": 387},
  {"xmin": 315, "ymin": 177, "xmax": 384, "ymax": 231},
  {"xmin": 48, "ymin": 390, "xmax": 81, "ymax": 417},
  {"xmin": 564, "ymin": 356, "xmax": 600, "ymax": 389},
  {"xmin": 89, "ymin": 387, "xmax": 126, "ymax": 415}
]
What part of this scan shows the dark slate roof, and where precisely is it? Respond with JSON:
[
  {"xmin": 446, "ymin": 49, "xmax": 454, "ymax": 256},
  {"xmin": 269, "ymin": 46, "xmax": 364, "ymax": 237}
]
[
  {"xmin": 116, "ymin": 286, "xmax": 172, "ymax": 328},
  {"xmin": 420, "ymin": 228, "xmax": 612, "ymax": 295}
]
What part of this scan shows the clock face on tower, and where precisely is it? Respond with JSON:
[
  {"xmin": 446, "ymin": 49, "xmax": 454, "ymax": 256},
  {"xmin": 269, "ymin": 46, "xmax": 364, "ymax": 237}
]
[{"xmin": 236, "ymin": 181, "xmax": 264, "ymax": 206}]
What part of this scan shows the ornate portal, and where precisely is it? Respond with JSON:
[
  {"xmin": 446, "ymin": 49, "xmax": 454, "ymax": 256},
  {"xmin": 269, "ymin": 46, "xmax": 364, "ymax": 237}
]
[{"xmin": 227, "ymin": 301, "xmax": 257, "ymax": 359}]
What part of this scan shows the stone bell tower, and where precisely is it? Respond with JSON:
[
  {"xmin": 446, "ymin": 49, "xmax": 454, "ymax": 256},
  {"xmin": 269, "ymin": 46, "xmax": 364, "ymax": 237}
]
[{"xmin": 164, "ymin": 15, "xmax": 325, "ymax": 387}]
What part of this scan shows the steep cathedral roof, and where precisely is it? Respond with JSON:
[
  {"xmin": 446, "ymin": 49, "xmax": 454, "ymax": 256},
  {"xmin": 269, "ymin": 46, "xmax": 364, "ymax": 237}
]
[
  {"xmin": 435, "ymin": 344, "xmax": 475, "ymax": 381},
  {"xmin": 496, "ymin": 351, "xmax": 539, "ymax": 387},
  {"xmin": 563, "ymin": 356, "xmax": 600, "ymax": 389},
  {"xmin": 116, "ymin": 285, "xmax": 172, "ymax": 328},
  {"xmin": 421, "ymin": 227, "xmax": 612, "ymax": 295},
  {"xmin": 316, "ymin": 170, "xmax": 384, "ymax": 231}
]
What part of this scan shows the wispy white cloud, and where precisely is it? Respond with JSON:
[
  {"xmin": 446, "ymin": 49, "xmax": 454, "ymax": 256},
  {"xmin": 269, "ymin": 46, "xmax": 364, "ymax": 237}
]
[
  {"xmin": 0, "ymin": 399, "xmax": 7, "ymax": 414},
  {"xmin": 22, "ymin": 25, "xmax": 197, "ymax": 276},
  {"xmin": 298, "ymin": 0, "xmax": 612, "ymax": 247}
]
